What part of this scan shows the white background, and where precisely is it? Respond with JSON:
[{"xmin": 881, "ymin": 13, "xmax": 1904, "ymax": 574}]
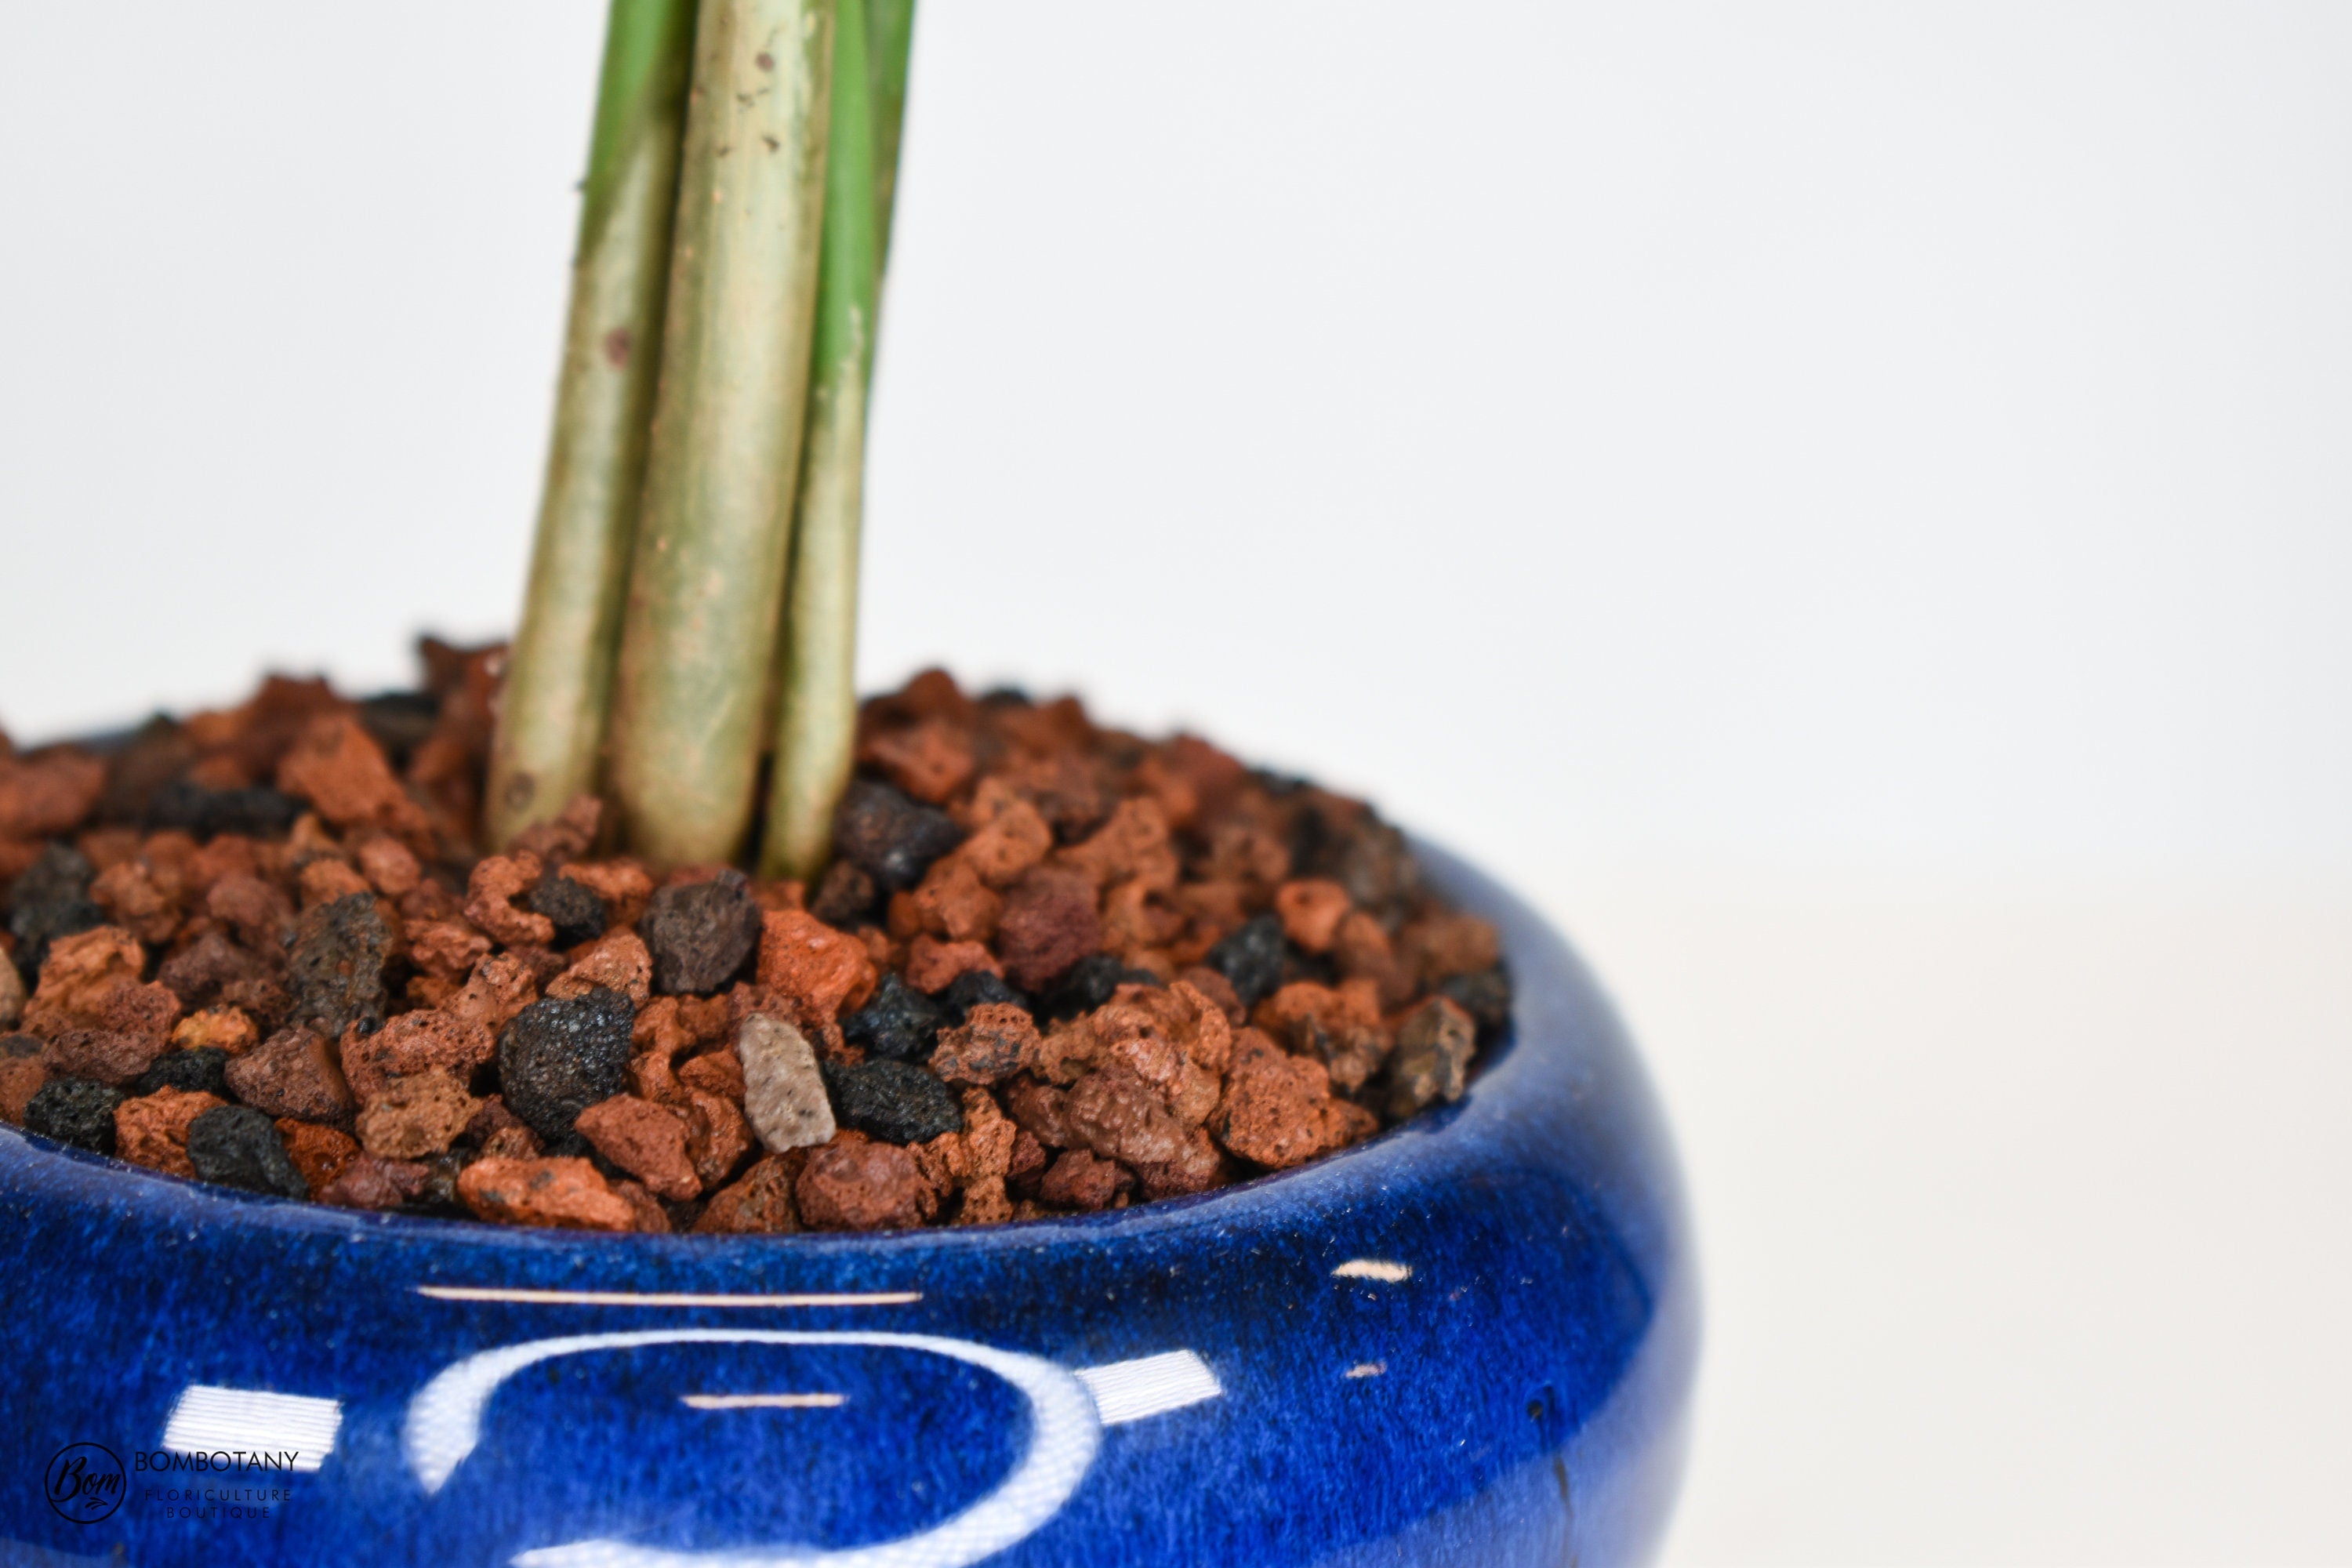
[{"xmin": 3, "ymin": 5, "xmax": 2348, "ymax": 1563}]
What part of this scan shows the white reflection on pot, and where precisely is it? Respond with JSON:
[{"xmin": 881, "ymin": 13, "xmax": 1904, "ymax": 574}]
[
  {"xmin": 403, "ymin": 1329, "xmax": 1109, "ymax": 1568},
  {"xmin": 1330, "ymin": 1258, "xmax": 1412, "ymax": 1283},
  {"xmin": 162, "ymin": 1385, "xmax": 343, "ymax": 1473}
]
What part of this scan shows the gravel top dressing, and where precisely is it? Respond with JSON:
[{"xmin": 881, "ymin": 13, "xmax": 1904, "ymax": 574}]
[{"xmin": 0, "ymin": 652, "xmax": 1508, "ymax": 1233}]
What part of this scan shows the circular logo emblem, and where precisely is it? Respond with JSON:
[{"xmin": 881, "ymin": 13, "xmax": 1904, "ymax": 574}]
[{"xmin": 44, "ymin": 1443, "xmax": 125, "ymax": 1523}]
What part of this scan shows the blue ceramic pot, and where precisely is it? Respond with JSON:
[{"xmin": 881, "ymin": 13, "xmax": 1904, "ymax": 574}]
[{"xmin": 0, "ymin": 841, "xmax": 1697, "ymax": 1568}]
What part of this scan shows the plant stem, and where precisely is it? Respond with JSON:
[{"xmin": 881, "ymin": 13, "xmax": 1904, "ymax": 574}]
[
  {"xmin": 608, "ymin": 0, "xmax": 836, "ymax": 870},
  {"xmin": 760, "ymin": 0, "xmax": 878, "ymax": 881},
  {"xmin": 866, "ymin": 0, "xmax": 915, "ymax": 269},
  {"xmin": 485, "ymin": 0, "xmax": 696, "ymax": 850}
]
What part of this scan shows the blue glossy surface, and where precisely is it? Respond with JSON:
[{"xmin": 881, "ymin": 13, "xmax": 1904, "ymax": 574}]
[{"xmin": 0, "ymin": 844, "xmax": 1697, "ymax": 1567}]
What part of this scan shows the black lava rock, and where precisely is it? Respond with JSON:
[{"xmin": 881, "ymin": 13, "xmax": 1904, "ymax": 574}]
[
  {"xmin": 7, "ymin": 841, "xmax": 103, "ymax": 980},
  {"xmin": 1040, "ymin": 953, "xmax": 1162, "ymax": 1022},
  {"xmin": 24, "ymin": 1078, "xmax": 123, "ymax": 1155},
  {"xmin": 1440, "ymin": 967, "xmax": 1514, "ymax": 1039},
  {"xmin": 527, "ymin": 873, "xmax": 608, "ymax": 949},
  {"xmin": 1207, "ymin": 913, "xmax": 1287, "ymax": 1009},
  {"xmin": 132, "ymin": 1047, "xmax": 232, "ymax": 1099},
  {"xmin": 641, "ymin": 869, "xmax": 763, "ymax": 994},
  {"xmin": 286, "ymin": 892, "xmax": 390, "ymax": 1037},
  {"xmin": 185, "ymin": 1105, "xmax": 309, "ymax": 1198},
  {"xmin": 809, "ymin": 858, "xmax": 879, "ymax": 927},
  {"xmin": 143, "ymin": 780, "xmax": 306, "ymax": 840},
  {"xmin": 497, "ymin": 986, "xmax": 635, "ymax": 1139},
  {"xmin": 832, "ymin": 781, "xmax": 963, "ymax": 893},
  {"xmin": 942, "ymin": 968, "xmax": 1032, "ymax": 1024},
  {"xmin": 843, "ymin": 973, "xmax": 952, "ymax": 1062},
  {"xmin": 822, "ymin": 1059, "xmax": 964, "ymax": 1143}
]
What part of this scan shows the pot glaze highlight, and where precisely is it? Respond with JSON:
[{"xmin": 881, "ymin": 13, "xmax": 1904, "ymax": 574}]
[{"xmin": 0, "ymin": 842, "xmax": 1697, "ymax": 1567}]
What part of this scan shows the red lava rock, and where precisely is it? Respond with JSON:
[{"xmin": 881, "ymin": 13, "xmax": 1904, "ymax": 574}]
[
  {"xmin": 684, "ymin": 1087, "xmax": 752, "ymax": 1189},
  {"xmin": 1178, "ymin": 964, "xmax": 1245, "ymax": 1026},
  {"xmin": 929, "ymin": 1002, "xmax": 1039, "ymax": 1087},
  {"xmin": 613, "ymin": 1178, "xmax": 670, "ymax": 1232},
  {"xmin": 169, "ymin": 1007, "xmax": 260, "ymax": 1056},
  {"xmin": 1055, "ymin": 798, "xmax": 1178, "ymax": 894},
  {"xmin": 856, "ymin": 720, "xmax": 975, "ymax": 804},
  {"xmin": 340, "ymin": 1008, "xmax": 495, "ymax": 1101},
  {"xmin": 204, "ymin": 873, "xmax": 297, "ymax": 951},
  {"xmin": 1274, "ymin": 878, "xmax": 1352, "ymax": 953},
  {"xmin": 756, "ymin": 909, "xmax": 877, "ymax": 1044},
  {"xmin": 950, "ymin": 783, "xmax": 1053, "ymax": 889},
  {"xmin": 441, "ymin": 952, "xmax": 541, "ymax": 1035},
  {"xmin": 1333, "ymin": 910, "xmax": 1414, "ymax": 1008},
  {"xmin": 114, "ymin": 1087, "xmax": 227, "ymax": 1177},
  {"xmin": 458, "ymin": 1155, "xmax": 637, "ymax": 1231},
  {"xmin": 408, "ymin": 918, "xmax": 493, "ymax": 982},
  {"xmin": 677, "ymin": 1047, "xmax": 746, "ymax": 1101},
  {"xmin": 465, "ymin": 853, "xmax": 556, "ymax": 949},
  {"xmin": 693, "ymin": 1154, "xmax": 800, "ymax": 1233},
  {"xmin": 995, "ymin": 867, "xmax": 1102, "ymax": 992},
  {"xmin": 275, "ymin": 713, "xmax": 431, "ymax": 844},
  {"xmin": 354, "ymin": 834, "xmax": 423, "ymax": 898},
  {"xmin": 1065, "ymin": 1062, "xmax": 1192, "ymax": 1168},
  {"xmin": 1038, "ymin": 1146, "xmax": 1132, "ymax": 1210},
  {"xmin": 1132, "ymin": 1127, "xmax": 1230, "ymax": 1199},
  {"xmin": 795, "ymin": 1137, "xmax": 937, "ymax": 1230},
  {"xmin": 1211, "ymin": 1033, "xmax": 1375, "ymax": 1171},
  {"xmin": 0, "ymin": 961, "xmax": 23, "ymax": 1033},
  {"xmin": 318, "ymin": 1152, "xmax": 431, "ymax": 1210},
  {"xmin": 91, "ymin": 859, "xmax": 181, "ymax": 944},
  {"xmin": 575, "ymin": 1093, "xmax": 700, "ymax": 1200},
  {"xmin": 40, "ymin": 1028, "xmax": 169, "ymax": 1089},
  {"xmin": 546, "ymin": 928, "xmax": 654, "ymax": 1005},
  {"xmin": 223, "ymin": 1027, "xmax": 354, "ymax": 1122},
  {"xmin": 275, "ymin": 1120, "xmax": 359, "ymax": 1193},
  {"xmin": 298, "ymin": 857, "xmax": 374, "ymax": 909},
  {"xmin": 354, "ymin": 1071, "xmax": 481, "ymax": 1159},
  {"xmin": 1399, "ymin": 912, "xmax": 1502, "ymax": 987},
  {"xmin": 0, "ymin": 749, "xmax": 107, "ymax": 839},
  {"xmin": 908, "ymin": 858, "xmax": 1001, "ymax": 945},
  {"xmin": 24, "ymin": 927, "xmax": 181, "ymax": 1044},
  {"xmin": 902, "ymin": 935, "xmax": 997, "ymax": 994},
  {"xmin": 0, "ymin": 1036, "xmax": 47, "ymax": 1122}
]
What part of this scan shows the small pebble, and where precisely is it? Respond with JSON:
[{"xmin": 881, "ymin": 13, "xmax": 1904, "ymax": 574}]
[
  {"xmin": 735, "ymin": 1014, "xmax": 835, "ymax": 1152},
  {"xmin": 994, "ymin": 868, "xmax": 1102, "ymax": 992},
  {"xmin": 527, "ymin": 873, "xmax": 608, "ymax": 949},
  {"xmin": 941, "ymin": 967, "xmax": 1030, "ymax": 1022},
  {"xmin": 1207, "ymin": 913, "xmax": 1287, "ymax": 1009},
  {"xmin": 1385, "ymin": 996, "xmax": 1477, "ymax": 1118},
  {"xmin": 822, "ymin": 1059, "xmax": 964, "ymax": 1144},
  {"xmin": 285, "ymin": 892, "xmax": 390, "ymax": 1037},
  {"xmin": 841, "ymin": 973, "xmax": 950, "ymax": 1062},
  {"xmin": 1439, "ymin": 967, "xmax": 1514, "ymax": 1038},
  {"xmin": 832, "ymin": 781, "xmax": 963, "ymax": 892},
  {"xmin": 186, "ymin": 1104, "xmax": 308, "ymax": 1198},
  {"xmin": 497, "ymin": 987, "xmax": 635, "ymax": 1139},
  {"xmin": 23, "ymin": 1078, "xmax": 123, "ymax": 1154},
  {"xmin": 795, "ymin": 1138, "xmax": 935, "ymax": 1230},
  {"xmin": 641, "ymin": 869, "xmax": 762, "ymax": 994}
]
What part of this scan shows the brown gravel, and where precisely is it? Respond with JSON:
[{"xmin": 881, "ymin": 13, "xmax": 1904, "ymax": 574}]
[{"xmin": 0, "ymin": 658, "xmax": 1508, "ymax": 1232}]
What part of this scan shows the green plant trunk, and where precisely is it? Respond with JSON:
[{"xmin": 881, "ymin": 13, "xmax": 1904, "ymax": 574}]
[
  {"xmin": 760, "ymin": 0, "xmax": 878, "ymax": 882},
  {"xmin": 866, "ymin": 0, "xmax": 915, "ymax": 269},
  {"xmin": 485, "ymin": 0, "xmax": 696, "ymax": 850},
  {"xmin": 608, "ymin": 0, "xmax": 837, "ymax": 871}
]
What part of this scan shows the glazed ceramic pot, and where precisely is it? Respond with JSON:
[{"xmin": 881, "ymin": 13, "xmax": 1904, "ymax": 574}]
[{"xmin": 0, "ymin": 840, "xmax": 1697, "ymax": 1568}]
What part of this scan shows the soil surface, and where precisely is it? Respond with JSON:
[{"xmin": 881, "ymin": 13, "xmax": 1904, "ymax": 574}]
[{"xmin": 0, "ymin": 648, "xmax": 1508, "ymax": 1232}]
